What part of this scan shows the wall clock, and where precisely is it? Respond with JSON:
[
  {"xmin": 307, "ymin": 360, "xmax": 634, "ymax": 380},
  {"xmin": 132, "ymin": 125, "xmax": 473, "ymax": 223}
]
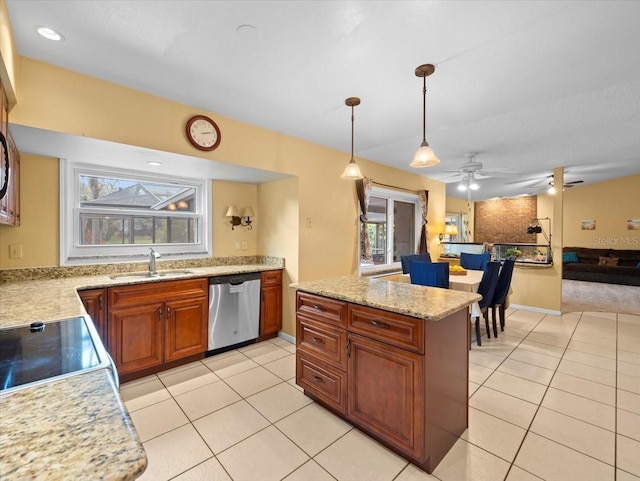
[{"xmin": 185, "ymin": 115, "xmax": 221, "ymax": 151}]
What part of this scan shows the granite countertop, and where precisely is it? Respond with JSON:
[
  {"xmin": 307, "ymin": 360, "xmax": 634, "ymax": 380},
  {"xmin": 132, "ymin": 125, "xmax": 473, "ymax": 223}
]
[
  {"xmin": 291, "ymin": 275, "xmax": 481, "ymax": 321},
  {"xmin": 0, "ymin": 262, "xmax": 282, "ymax": 327},
  {"xmin": 0, "ymin": 370, "xmax": 146, "ymax": 480},
  {"xmin": 0, "ymin": 258, "xmax": 283, "ymax": 480}
]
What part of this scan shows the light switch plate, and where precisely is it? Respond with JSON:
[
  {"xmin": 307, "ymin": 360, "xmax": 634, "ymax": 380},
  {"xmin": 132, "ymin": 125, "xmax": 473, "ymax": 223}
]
[{"xmin": 9, "ymin": 244, "xmax": 23, "ymax": 259}]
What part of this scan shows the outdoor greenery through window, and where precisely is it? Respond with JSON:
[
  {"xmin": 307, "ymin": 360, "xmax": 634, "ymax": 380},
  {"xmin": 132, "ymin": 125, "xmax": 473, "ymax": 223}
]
[
  {"xmin": 360, "ymin": 187, "xmax": 421, "ymax": 273},
  {"xmin": 61, "ymin": 162, "xmax": 211, "ymax": 265}
]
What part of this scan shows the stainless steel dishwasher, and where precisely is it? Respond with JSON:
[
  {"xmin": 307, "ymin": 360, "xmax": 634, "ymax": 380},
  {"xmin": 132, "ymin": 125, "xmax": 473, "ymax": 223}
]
[{"xmin": 208, "ymin": 272, "xmax": 261, "ymax": 354}]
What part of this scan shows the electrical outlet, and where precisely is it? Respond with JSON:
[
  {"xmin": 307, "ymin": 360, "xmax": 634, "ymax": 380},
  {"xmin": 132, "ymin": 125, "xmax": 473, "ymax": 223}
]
[
  {"xmin": 306, "ymin": 217, "xmax": 312, "ymax": 228},
  {"xmin": 9, "ymin": 244, "xmax": 23, "ymax": 259},
  {"xmin": 241, "ymin": 241, "xmax": 248, "ymax": 250}
]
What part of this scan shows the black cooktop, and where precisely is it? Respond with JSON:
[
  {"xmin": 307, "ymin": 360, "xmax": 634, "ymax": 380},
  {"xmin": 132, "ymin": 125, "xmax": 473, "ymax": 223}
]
[{"xmin": 0, "ymin": 316, "xmax": 101, "ymax": 392}]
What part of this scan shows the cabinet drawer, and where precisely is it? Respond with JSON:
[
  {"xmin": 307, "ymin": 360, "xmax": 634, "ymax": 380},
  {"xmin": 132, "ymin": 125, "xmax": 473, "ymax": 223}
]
[
  {"xmin": 109, "ymin": 278, "xmax": 208, "ymax": 308},
  {"xmin": 296, "ymin": 292, "xmax": 347, "ymax": 327},
  {"xmin": 261, "ymin": 270, "xmax": 282, "ymax": 287},
  {"xmin": 348, "ymin": 304, "xmax": 424, "ymax": 354},
  {"xmin": 297, "ymin": 315, "xmax": 347, "ymax": 370},
  {"xmin": 297, "ymin": 353, "xmax": 346, "ymax": 414}
]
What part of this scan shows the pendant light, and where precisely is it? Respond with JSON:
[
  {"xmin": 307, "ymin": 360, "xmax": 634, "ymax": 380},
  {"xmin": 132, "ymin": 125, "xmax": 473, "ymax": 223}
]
[
  {"xmin": 340, "ymin": 97, "xmax": 364, "ymax": 180},
  {"xmin": 410, "ymin": 64, "xmax": 440, "ymax": 168}
]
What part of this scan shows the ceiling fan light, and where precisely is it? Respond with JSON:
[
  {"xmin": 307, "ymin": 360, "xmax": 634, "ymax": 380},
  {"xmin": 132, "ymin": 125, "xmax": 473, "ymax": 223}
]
[
  {"xmin": 457, "ymin": 183, "xmax": 467, "ymax": 191},
  {"xmin": 341, "ymin": 159, "xmax": 364, "ymax": 180},
  {"xmin": 469, "ymin": 181, "xmax": 479, "ymax": 190},
  {"xmin": 548, "ymin": 186, "xmax": 556, "ymax": 195},
  {"xmin": 410, "ymin": 142, "xmax": 440, "ymax": 168}
]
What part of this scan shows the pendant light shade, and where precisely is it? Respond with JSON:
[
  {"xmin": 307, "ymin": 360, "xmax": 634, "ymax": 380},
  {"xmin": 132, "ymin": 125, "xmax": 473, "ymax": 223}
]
[
  {"xmin": 410, "ymin": 64, "xmax": 440, "ymax": 168},
  {"xmin": 341, "ymin": 97, "xmax": 364, "ymax": 180}
]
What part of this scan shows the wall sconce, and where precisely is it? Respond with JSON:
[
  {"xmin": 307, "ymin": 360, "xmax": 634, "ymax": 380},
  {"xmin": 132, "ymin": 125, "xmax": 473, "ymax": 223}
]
[
  {"xmin": 226, "ymin": 205, "xmax": 255, "ymax": 230},
  {"xmin": 439, "ymin": 224, "xmax": 459, "ymax": 241}
]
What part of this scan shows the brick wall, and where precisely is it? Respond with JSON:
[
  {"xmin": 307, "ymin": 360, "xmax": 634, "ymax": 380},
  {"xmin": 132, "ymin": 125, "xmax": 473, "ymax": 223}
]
[{"xmin": 474, "ymin": 197, "xmax": 538, "ymax": 243}]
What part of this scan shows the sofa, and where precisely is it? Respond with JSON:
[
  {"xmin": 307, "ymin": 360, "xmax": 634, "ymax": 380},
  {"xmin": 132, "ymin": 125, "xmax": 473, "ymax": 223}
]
[{"xmin": 562, "ymin": 247, "xmax": 640, "ymax": 286}]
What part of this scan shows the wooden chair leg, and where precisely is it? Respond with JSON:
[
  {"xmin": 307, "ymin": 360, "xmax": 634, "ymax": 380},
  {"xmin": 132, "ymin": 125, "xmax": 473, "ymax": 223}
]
[
  {"xmin": 491, "ymin": 306, "xmax": 498, "ymax": 334},
  {"xmin": 474, "ymin": 317, "xmax": 482, "ymax": 346},
  {"xmin": 483, "ymin": 309, "xmax": 491, "ymax": 339},
  {"xmin": 499, "ymin": 304, "xmax": 506, "ymax": 331}
]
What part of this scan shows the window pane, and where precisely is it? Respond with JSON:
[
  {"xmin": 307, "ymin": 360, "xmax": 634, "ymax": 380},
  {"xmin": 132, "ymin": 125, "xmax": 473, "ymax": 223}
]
[
  {"xmin": 133, "ymin": 217, "xmax": 153, "ymax": 244},
  {"xmin": 78, "ymin": 213, "xmax": 198, "ymax": 246},
  {"xmin": 79, "ymin": 174, "xmax": 196, "ymax": 213},
  {"xmin": 168, "ymin": 217, "xmax": 196, "ymax": 243},
  {"xmin": 367, "ymin": 197, "xmax": 387, "ymax": 265},
  {"xmin": 80, "ymin": 214, "xmax": 130, "ymax": 245},
  {"xmin": 394, "ymin": 201, "xmax": 415, "ymax": 261}
]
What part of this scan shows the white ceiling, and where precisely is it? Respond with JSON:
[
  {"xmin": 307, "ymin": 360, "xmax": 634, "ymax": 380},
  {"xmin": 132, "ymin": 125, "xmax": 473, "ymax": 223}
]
[{"xmin": 6, "ymin": 0, "xmax": 640, "ymax": 200}]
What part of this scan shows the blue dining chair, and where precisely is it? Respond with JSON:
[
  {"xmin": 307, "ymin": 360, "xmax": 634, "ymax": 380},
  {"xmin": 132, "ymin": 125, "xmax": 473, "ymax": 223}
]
[
  {"xmin": 400, "ymin": 254, "xmax": 432, "ymax": 274},
  {"xmin": 472, "ymin": 261, "xmax": 500, "ymax": 346},
  {"xmin": 408, "ymin": 261, "xmax": 449, "ymax": 289},
  {"xmin": 490, "ymin": 259, "xmax": 516, "ymax": 334},
  {"xmin": 460, "ymin": 252, "xmax": 491, "ymax": 271}
]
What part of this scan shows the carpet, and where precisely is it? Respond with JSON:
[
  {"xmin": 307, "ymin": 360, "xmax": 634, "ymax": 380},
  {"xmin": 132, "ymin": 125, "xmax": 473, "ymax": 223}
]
[{"xmin": 562, "ymin": 279, "xmax": 640, "ymax": 315}]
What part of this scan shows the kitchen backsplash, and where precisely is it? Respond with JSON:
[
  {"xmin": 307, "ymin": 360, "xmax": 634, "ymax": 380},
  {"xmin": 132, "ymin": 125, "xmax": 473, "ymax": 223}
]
[{"xmin": 0, "ymin": 256, "xmax": 284, "ymax": 284}]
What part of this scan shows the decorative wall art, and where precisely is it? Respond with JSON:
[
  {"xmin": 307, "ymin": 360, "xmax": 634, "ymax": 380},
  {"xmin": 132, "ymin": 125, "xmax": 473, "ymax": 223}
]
[
  {"xmin": 627, "ymin": 219, "xmax": 640, "ymax": 230},
  {"xmin": 581, "ymin": 219, "xmax": 596, "ymax": 230}
]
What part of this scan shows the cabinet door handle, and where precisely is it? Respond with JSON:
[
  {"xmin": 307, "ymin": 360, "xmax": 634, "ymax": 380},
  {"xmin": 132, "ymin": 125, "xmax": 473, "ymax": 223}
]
[
  {"xmin": 346, "ymin": 338, "xmax": 351, "ymax": 357},
  {"xmin": 312, "ymin": 304, "xmax": 326, "ymax": 312},
  {"xmin": 311, "ymin": 337, "xmax": 325, "ymax": 344},
  {"xmin": 167, "ymin": 306, "xmax": 171, "ymax": 319},
  {"xmin": 370, "ymin": 319, "xmax": 389, "ymax": 328},
  {"xmin": 99, "ymin": 296, "xmax": 103, "ymax": 310},
  {"xmin": 312, "ymin": 375, "xmax": 325, "ymax": 384},
  {"xmin": 158, "ymin": 307, "xmax": 163, "ymax": 321}
]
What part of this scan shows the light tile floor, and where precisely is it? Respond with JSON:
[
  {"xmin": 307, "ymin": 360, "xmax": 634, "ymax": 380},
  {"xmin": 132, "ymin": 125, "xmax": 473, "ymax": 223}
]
[{"xmin": 120, "ymin": 309, "xmax": 640, "ymax": 481}]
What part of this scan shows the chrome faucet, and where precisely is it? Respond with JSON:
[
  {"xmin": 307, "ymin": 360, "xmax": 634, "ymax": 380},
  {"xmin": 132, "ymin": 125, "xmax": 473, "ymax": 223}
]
[{"xmin": 149, "ymin": 248, "xmax": 161, "ymax": 276}]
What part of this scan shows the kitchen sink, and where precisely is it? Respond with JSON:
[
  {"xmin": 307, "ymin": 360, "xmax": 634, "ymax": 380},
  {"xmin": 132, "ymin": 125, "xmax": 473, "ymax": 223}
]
[{"xmin": 109, "ymin": 270, "xmax": 194, "ymax": 280}]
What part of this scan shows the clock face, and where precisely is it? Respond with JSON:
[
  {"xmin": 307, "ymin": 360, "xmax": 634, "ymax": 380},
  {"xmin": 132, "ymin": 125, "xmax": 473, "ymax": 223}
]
[{"xmin": 186, "ymin": 115, "xmax": 221, "ymax": 151}]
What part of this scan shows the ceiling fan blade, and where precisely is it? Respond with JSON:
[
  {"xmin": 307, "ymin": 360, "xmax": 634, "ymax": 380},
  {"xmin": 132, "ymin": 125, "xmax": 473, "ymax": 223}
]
[{"xmin": 564, "ymin": 180, "xmax": 584, "ymax": 186}]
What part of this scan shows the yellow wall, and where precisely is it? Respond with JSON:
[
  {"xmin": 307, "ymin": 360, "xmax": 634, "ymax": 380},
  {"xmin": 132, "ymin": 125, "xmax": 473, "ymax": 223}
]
[
  {"xmin": 4, "ymin": 57, "xmax": 446, "ymax": 337},
  {"xmin": 212, "ymin": 181, "xmax": 258, "ymax": 257},
  {"xmin": 562, "ymin": 173, "xmax": 640, "ymax": 250},
  {"xmin": 257, "ymin": 177, "xmax": 299, "ymax": 336},
  {"xmin": 0, "ymin": 153, "xmax": 58, "ymax": 267}
]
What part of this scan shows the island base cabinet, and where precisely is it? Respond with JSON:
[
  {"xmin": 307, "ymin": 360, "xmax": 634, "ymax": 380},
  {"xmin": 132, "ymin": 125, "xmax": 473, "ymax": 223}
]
[
  {"xmin": 295, "ymin": 291, "xmax": 469, "ymax": 474},
  {"xmin": 347, "ymin": 333, "xmax": 424, "ymax": 461},
  {"xmin": 109, "ymin": 303, "xmax": 165, "ymax": 376}
]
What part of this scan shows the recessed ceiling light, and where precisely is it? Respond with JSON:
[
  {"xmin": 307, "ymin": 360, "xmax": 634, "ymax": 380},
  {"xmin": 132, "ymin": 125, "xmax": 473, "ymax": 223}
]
[
  {"xmin": 37, "ymin": 26, "xmax": 64, "ymax": 41},
  {"xmin": 147, "ymin": 161, "xmax": 162, "ymax": 166}
]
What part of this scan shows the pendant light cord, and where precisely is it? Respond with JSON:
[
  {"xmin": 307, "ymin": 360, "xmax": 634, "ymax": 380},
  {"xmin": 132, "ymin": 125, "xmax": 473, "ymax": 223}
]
[
  {"xmin": 422, "ymin": 76, "xmax": 427, "ymax": 144},
  {"xmin": 351, "ymin": 104, "xmax": 355, "ymax": 161}
]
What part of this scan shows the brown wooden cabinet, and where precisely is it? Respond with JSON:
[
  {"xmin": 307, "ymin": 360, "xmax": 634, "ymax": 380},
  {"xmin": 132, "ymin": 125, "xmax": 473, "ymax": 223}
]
[
  {"xmin": 0, "ymin": 80, "xmax": 19, "ymax": 227},
  {"xmin": 78, "ymin": 288, "xmax": 108, "ymax": 347},
  {"xmin": 108, "ymin": 278, "xmax": 208, "ymax": 381},
  {"xmin": 259, "ymin": 270, "xmax": 282, "ymax": 339},
  {"xmin": 295, "ymin": 291, "xmax": 469, "ymax": 474}
]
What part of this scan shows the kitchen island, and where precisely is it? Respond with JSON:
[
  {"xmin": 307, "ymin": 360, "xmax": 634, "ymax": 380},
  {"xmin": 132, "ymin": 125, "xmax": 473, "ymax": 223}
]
[
  {"xmin": 0, "ymin": 257, "xmax": 283, "ymax": 480},
  {"xmin": 291, "ymin": 275, "xmax": 481, "ymax": 474}
]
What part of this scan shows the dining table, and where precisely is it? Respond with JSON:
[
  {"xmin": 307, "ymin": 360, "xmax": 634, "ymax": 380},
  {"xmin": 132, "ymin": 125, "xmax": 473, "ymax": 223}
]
[{"xmin": 398, "ymin": 269, "xmax": 484, "ymax": 317}]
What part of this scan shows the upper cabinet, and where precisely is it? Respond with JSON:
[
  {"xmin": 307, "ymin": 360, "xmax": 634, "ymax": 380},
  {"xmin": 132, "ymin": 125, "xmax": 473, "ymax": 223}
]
[{"xmin": 0, "ymin": 80, "xmax": 20, "ymax": 226}]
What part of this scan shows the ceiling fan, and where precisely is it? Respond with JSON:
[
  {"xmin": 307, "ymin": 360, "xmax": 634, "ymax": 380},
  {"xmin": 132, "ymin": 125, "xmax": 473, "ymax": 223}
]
[{"xmin": 438, "ymin": 153, "xmax": 516, "ymax": 184}]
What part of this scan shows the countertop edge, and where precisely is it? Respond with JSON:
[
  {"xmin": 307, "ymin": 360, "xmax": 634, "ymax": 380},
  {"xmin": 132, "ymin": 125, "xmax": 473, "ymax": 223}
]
[{"xmin": 291, "ymin": 276, "xmax": 481, "ymax": 321}]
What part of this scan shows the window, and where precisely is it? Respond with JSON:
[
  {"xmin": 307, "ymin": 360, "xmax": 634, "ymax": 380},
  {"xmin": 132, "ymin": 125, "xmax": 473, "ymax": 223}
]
[
  {"xmin": 360, "ymin": 187, "xmax": 422, "ymax": 273},
  {"xmin": 61, "ymin": 161, "xmax": 211, "ymax": 265}
]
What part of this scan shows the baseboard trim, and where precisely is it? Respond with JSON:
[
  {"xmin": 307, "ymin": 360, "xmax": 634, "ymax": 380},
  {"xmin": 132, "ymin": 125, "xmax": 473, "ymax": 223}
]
[
  {"xmin": 509, "ymin": 304, "xmax": 562, "ymax": 316},
  {"xmin": 277, "ymin": 331, "xmax": 296, "ymax": 344}
]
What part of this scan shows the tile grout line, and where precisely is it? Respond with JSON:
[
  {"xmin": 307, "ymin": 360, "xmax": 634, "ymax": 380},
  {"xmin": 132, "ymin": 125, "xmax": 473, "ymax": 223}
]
[{"xmin": 500, "ymin": 310, "xmax": 584, "ymax": 481}]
